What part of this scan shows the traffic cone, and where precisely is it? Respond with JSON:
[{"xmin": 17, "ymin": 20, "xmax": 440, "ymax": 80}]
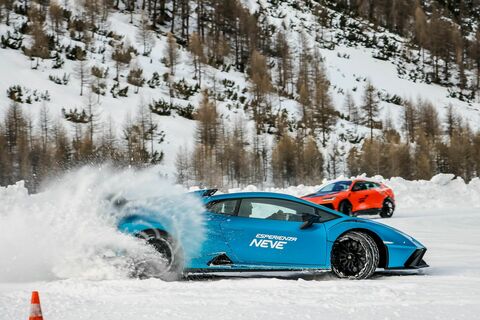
[{"xmin": 29, "ymin": 291, "xmax": 43, "ymax": 320}]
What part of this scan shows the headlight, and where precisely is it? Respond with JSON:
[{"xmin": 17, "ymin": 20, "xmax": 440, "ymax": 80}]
[{"xmin": 322, "ymin": 197, "xmax": 336, "ymax": 201}]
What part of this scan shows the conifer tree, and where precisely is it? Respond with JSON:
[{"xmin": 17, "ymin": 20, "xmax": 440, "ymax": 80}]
[
  {"xmin": 195, "ymin": 90, "xmax": 218, "ymax": 149},
  {"xmin": 74, "ymin": 50, "xmax": 90, "ymax": 96},
  {"xmin": 97, "ymin": 117, "xmax": 121, "ymax": 162},
  {"xmin": 83, "ymin": 0, "xmax": 100, "ymax": 31},
  {"xmin": 343, "ymin": 91, "xmax": 357, "ymax": 123},
  {"xmin": 472, "ymin": 30, "xmax": 480, "ymax": 96},
  {"xmin": 417, "ymin": 100, "xmax": 441, "ymax": 142},
  {"xmin": 298, "ymin": 83, "xmax": 310, "ymax": 124},
  {"xmin": 402, "ymin": 100, "xmax": 417, "ymax": 143},
  {"xmin": 312, "ymin": 59, "xmax": 336, "ymax": 147},
  {"xmin": 0, "ymin": 0, "xmax": 14, "ymax": 25},
  {"xmin": 175, "ymin": 146, "xmax": 191, "ymax": 185},
  {"xmin": 52, "ymin": 120, "xmax": 71, "ymax": 169},
  {"xmin": 271, "ymin": 133, "xmax": 297, "ymax": 187},
  {"xmin": 414, "ymin": 4, "xmax": 428, "ymax": 66},
  {"xmin": 165, "ymin": 32, "xmax": 179, "ymax": 75},
  {"xmin": 48, "ymin": 1, "xmax": 63, "ymax": 44},
  {"xmin": 127, "ymin": 66, "xmax": 145, "ymax": 93},
  {"xmin": 25, "ymin": 12, "xmax": 50, "ymax": 69},
  {"xmin": 91, "ymin": 65, "xmax": 107, "ymax": 102},
  {"xmin": 275, "ymin": 31, "xmax": 293, "ymax": 94},
  {"xmin": 39, "ymin": 103, "xmax": 50, "ymax": 151},
  {"xmin": 302, "ymin": 136, "xmax": 324, "ymax": 185},
  {"xmin": 414, "ymin": 130, "xmax": 434, "ymax": 179},
  {"xmin": 112, "ymin": 43, "xmax": 134, "ymax": 81},
  {"xmin": 136, "ymin": 10, "xmax": 156, "ymax": 56},
  {"xmin": 249, "ymin": 49, "xmax": 272, "ymax": 132},
  {"xmin": 188, "ymin": 32, "xmax": 205, "ymax": 87},
  {"xmin": 361, "ymin": 81, "xmax": 380, "ymax": 140},
  {"xmin": 192, "ymin": 91, "xmax": 221, "ymax": 187}
]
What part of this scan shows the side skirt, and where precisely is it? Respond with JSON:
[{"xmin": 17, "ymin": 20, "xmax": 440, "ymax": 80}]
[
  {"xmin": 184, "ymin": 267, "xmax": 329, "ymax": 274},
  {"xmin": 354, "ymin": 208, "xmax": 382, "ymax": 215}
]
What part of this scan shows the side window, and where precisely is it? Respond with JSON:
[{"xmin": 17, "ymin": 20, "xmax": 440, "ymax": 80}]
[
  {"xmin": 316, "ymin": 208, "xmax": 340, "ymax": 222},
  {"xmin": 364, "ymin": 182, "xmax": 380, "ymax": 189},
  {"xmin": 238, "ymin": 198, "xmax": 315, "ymax": 222},
  {"xmin": 207, "ymin": 199, "xmax": 238, "ymax": 215},
  {"xmin": 352, "ymin": 182, "xmax": 367, "ymax": 191}
]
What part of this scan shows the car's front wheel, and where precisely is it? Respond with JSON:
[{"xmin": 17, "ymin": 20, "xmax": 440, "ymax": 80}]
[
  {"xmin": 380, "ymin": 199, "xmax": 395, "ymax": 218},
  {"xmin": 331, "ymin": 231, "xmax": 379, "ymax": 279},
  {"xmin": 133, "ymin": 229, "xmax": 184, "ymax": 281}
]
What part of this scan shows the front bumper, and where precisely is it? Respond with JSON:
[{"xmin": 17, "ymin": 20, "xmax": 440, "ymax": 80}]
[{"xmin": 404, "ymin": 248, "xmax": 428, "ymax": 269}]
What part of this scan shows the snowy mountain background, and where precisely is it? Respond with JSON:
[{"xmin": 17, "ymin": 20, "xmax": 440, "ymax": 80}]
[{"xmin": 1, "ymin": 0, "xmax": 480, "ymax": 188}]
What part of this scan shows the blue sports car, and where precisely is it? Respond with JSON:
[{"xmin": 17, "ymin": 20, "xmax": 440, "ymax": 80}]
[{"xmin": 118, "ymin": 189, "xmax": 428, "ymax": 280}]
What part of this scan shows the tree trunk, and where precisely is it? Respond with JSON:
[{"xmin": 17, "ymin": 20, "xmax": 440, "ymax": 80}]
[
  {"xmin": 159, "ymin": 0, "xmax": 166, "ymax": 25},
  {"xmin": 171, "ymin": 0, "xmax": 176, "ymax": 33},
  {"xmin": 152, "ymin": 0, "xmax": 158, "ymax": 28}
]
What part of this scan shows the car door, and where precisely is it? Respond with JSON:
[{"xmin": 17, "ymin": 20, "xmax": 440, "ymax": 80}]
[
  {"xmin": 219, "ymin": 197, "xmax": 328, "ymax": 268},
  {"xmin": 365, "ymin": 182, "xmax": 385, "ymax": 208},
  {"xmin": 349, "ymin": 181, "xmax": 371, "ymax": 211},
  {"xmin": 190, "ymin": 199, "xmax": 238, "ymax": 267}
]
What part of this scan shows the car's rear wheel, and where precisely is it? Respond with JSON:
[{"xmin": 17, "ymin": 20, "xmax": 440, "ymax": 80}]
[
  {"xmin": 339, "ymin": 201, "xmax": 355, "ymax": 216},
  {"xmin": 379, "ymin": 199, "xmax": 395, "ymax": 218},
  {"xmin": 133, "ymin": 229, "xmax": 184, "ymax": 281},
  {"xmin": 331, "ymin": 231, "xmax": 379, "ymax": 279}
]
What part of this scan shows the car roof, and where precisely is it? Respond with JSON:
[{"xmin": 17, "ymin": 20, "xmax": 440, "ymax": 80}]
[
  {"xmin": 326, "ymin": 178, "xmax": 382, "ymax": 184},
  {"xmin": 204, "ymin": 192, "xmax": 341, "ymax": 213},
  {"xmin": 207, "ymin": 192, "xmax": 301, "ymax": 202}
]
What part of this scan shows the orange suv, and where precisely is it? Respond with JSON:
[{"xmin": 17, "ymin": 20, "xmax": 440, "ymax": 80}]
[{"xmin": 301, "ymin": 179, "xmax": 395, "ymax": 218}]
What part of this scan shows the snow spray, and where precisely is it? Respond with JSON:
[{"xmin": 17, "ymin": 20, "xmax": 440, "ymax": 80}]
[{"xmin": 0, "ymin": 166, "xmax": 205, "ymax": 282}]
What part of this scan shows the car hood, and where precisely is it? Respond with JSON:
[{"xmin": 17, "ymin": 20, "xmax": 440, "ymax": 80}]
[{"xmin": 364, "ymin": 218, "xmax": 425, "ymax": 247}]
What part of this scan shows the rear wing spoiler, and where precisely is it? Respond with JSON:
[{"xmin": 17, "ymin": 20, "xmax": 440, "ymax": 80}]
[{"xmin": 190, "ymin": 188, "xmax": 218, "ymax": 198}]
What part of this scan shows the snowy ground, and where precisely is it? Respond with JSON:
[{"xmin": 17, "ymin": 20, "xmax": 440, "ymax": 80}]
[{"xmin": 1, "ymin": 172, "xmax": 479, "ymax": 319}]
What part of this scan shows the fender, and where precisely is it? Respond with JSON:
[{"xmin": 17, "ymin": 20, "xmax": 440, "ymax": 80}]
[
  {"xmin": 118, "ymin": 214, "xmax": 169, "ymax": 236},
  {"xmin": 384, "ymin": 196, "xmax": 395, "ymax": 206},
  {"xmin": 324, "ymin": 218, "xmax": 424, "ymax": 268}
]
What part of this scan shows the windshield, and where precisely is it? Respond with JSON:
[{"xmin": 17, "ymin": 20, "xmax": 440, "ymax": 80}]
[{"xmin": 318, "ymin": 181, "xmax": 352, "ymax": 193}]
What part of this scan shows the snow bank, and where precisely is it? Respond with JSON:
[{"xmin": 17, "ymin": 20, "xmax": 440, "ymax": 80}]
[
  {"xmin": 0, "ymin": 167, "xmax": 205, "ymax": 282},
  {"xmin": 230, "ymin": 173, "xmax": 480, "ymax": 210},
  {"xmin": 384, "ymin": 174, "xmax": 480, "ymax": 210}
]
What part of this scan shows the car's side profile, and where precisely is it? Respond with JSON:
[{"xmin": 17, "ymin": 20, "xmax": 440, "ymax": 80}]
[
  {"xmin": 302, "ymin": 179, "xmax": 396, "ymax": 218},
  {"xmin": 117, "ymin": 191, "xmax": 426, "ymax": 280}
]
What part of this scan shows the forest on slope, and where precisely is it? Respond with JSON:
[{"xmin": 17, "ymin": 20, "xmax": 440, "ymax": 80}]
[{"xmin": 0, "ymin": 0, "xmax": 480, "ymax": 191}]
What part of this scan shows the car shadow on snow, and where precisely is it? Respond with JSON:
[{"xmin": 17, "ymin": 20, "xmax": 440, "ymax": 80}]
[{"xmin": 373, "ymin": 269, "xmax": 429, "ymax": 278}]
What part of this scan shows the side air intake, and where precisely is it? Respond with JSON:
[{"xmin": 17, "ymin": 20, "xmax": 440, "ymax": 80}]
[{"xmin": 208, "ymin": 253, "xmax": 233, "ymax": 266}]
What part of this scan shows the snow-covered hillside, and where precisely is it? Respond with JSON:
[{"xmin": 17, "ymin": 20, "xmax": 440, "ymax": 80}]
[
  {"xmin": 1, "ymin": 169, "xmax": 480, "ymax": 319},
  {"xmin": 1, "ymin": 0, "xmax": 480, "ymax": 179}
]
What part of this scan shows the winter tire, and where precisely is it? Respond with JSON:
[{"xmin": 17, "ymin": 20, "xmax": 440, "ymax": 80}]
[
  {"xmin": 331, "ymin": 231, "xmax": 379, "ymax": 279},
  {"xmin": 134, "ymin": 229, "xmax": 184, "ymax": 281},
  {"xmin": 380, "ymin": 199, "xmax": 395, "ymax": 218}
]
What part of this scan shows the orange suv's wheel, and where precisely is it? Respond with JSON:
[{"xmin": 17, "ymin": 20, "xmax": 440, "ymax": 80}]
[{"xmin": 380, "ymin": 199, "xmax": 395, "ymax": 218}]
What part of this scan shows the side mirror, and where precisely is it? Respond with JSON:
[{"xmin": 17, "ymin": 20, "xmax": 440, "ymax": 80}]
[{"xmin": 300, "ymin": 213, "xmax": 319, "ymax": 230}]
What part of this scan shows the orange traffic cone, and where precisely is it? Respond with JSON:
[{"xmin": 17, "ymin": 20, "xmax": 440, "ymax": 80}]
[{"xmin": 29, "ymin": 291, "xmax": 43, "ymax": 320}]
